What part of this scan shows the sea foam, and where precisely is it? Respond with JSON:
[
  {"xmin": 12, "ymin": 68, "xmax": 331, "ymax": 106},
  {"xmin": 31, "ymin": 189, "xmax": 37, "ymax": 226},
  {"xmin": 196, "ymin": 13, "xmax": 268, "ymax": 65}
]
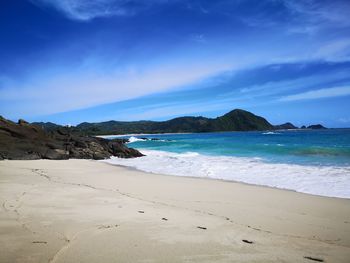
[
  {"xmin": 103, "ymin": 149, "xmax": 350, "ymax": 199},
  {"xmin": 127, "ymin": 136, "xmax": 147, "ymax": 143}
]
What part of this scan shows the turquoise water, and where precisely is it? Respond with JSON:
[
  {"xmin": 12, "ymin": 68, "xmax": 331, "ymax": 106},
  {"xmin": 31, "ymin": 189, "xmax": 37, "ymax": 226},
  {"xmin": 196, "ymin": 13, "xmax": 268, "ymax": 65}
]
[
  {"xmin": 121, "ymin": 129, "xmax": 350, "ymax": 167},
  {"xmin": 105, "ymin": 129, "xmax": 350, "ymax": 198}
]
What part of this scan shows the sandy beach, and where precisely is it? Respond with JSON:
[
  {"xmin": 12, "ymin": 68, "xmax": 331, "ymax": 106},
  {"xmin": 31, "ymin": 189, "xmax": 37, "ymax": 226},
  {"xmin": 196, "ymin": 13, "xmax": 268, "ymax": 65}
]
[{"xmin": 0, "ymin": 159, "xmax": 349, "ymax": 263}]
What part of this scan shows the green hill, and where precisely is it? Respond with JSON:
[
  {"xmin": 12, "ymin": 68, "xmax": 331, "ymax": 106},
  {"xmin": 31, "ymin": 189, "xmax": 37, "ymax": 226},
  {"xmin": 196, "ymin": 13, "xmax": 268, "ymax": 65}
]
[{"xmin": 68, "ymin": 109, "xmax": 274, "ymax": 135}]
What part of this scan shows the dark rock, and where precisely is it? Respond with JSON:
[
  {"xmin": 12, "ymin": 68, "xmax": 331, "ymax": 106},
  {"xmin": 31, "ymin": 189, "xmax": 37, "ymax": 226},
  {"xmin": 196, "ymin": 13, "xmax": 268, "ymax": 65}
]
[
  {"xmin": 74, "ymin": 140, "xmax": 87, "ymax": 148},
  {"xmin": 93, "ymin": 151, "xmax": 110, "ymax": 160},
  {"xmin": 301, "ymin": 125, "xmax": 306, "ymax": 129},
  {"xmin": 307, "ymin": 124, "xmax": 327, "ymax": 129},
  {"xmin": 108, "ymin": 139, "xmax": 144, "ymax": 158},
  {"xmin": 0, "ymin": 116, "xmax": 143, "ymax": 160},
  {"xmin": 43, "ymin": 149, "xmax": 69, "ymax": 160},
  {"xmin": 18, "ymin": 119, "xmax": 29, "ymax": 125}
]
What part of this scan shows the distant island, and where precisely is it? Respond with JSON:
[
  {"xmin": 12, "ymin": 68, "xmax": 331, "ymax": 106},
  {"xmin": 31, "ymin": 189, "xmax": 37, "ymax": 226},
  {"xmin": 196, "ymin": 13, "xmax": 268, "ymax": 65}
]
[
  {"xmin": 0, "ymin": 109, "xmax": 328, "ymax": 160},
  {"xmin": 33, "ymin": 109, "xmax": 327, "ymax": 136}
]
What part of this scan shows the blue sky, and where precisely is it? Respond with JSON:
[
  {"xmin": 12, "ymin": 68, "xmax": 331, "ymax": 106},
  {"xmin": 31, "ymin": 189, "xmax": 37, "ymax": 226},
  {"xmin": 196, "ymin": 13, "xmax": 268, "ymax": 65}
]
[{"xmin": 0, "ymin": 0, "xmax": 350, "ymax": 127}]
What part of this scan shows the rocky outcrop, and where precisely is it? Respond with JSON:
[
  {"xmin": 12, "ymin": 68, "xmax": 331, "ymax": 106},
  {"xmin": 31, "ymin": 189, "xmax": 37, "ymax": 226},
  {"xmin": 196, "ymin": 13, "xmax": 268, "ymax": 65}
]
[{"xmin": 0, "ymin": 116, "xmax": 143, "ymax": 160}]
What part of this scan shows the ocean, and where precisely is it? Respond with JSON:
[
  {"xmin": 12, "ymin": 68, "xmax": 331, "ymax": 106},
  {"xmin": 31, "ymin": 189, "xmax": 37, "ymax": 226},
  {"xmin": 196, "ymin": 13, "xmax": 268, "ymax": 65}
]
[{"xmin": 103, "ymin": 129, "xmax": 350, "ymax": 198}]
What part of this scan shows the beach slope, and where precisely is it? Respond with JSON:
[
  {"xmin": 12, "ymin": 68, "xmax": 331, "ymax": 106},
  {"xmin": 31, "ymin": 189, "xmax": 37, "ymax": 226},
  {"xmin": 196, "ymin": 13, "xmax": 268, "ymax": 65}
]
[{"xmin": 0, "ymin": 160, "xmax": 349, "ymax": 262}]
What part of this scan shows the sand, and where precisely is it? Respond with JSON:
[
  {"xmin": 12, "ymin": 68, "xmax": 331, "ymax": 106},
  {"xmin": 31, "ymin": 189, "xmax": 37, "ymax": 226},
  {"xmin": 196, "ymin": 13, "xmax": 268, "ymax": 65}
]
[{"xmin": 0, "ymin": 159, "xmax": 349, "ymax": 263}]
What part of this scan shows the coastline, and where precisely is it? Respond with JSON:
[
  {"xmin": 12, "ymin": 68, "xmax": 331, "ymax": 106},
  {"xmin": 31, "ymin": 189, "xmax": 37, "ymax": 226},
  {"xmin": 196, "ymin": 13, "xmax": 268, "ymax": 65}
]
[
  {"xmin": 104, "ymin": 149, "xmax": 350, "ymax": 199},
  {"xmin": 96, "ymin": 132, "xmax": 194, "ymax": 139},
  {"xmin": 94, "ymin": 128, "xmax": 350, "ymax": 139},
  {"xmin": 104, "ymin": 161, "xmax": 350, "ymax": 200},
  {"xmin": 1, "ymin": 159, "xmax": 349, "ymax": 262}
]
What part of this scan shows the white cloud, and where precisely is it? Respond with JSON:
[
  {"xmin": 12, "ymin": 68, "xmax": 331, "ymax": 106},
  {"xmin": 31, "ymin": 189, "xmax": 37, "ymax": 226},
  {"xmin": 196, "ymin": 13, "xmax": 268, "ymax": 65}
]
[
  {"xmin": 279, "ymin": 0, "xmax": 350, "ymax": 37},
  {"xmin": 283, "ymin": 0, "xmax": 350, "ymax": 27},
  {"xmin": 338, "ymin": 117, "xmax": 350, "ymax": 124},
  {"xmin": 191, "ymin": 34, "xmax": 206, "ymax": 44},
  {"xmin": 279, "ymin": 86, "xmax": 350, "ymax": 102},
  {"xmin": 0, "ymin": 60, "xmax": 231, "ymax": 118},
  {"xmin": 29, "ymin": 0, "xmax": 170, "ymax": 21},
  {"xmin": 315, "ymin": 39, "xmax": 350, "ymax": 62},
  {"xmin": 216, "ymin": 70, "xmax": 350, "ymax": 101}
]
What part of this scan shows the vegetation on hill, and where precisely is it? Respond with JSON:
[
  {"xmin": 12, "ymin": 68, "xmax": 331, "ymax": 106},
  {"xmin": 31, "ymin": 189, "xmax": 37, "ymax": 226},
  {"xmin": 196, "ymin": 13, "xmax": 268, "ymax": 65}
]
[
  {"xmin": 31, "ymin": 109, "xmax": 325, "ymax": 136},
  {"xmin": 65, "ymin": 109, "xmax": 275, "ymax": 135}
]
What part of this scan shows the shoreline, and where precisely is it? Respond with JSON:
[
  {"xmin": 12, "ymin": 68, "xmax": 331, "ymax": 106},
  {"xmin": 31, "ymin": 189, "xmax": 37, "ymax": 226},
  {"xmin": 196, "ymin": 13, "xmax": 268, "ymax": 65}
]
[
  {"xmin": 96, "ymin": 132, "xmax": 194, "ymax": 138},
  {"xmin": 1, "ymin": 159, "xmax": 350, "ymax": 262},
  {"xmin": 103, "ymin": 161, "xmax": 350, "ymax": 201},
  {"xmin": 95, "ymin": 128, "xmax": 350, "ymax": 138},
  {"xmin": 104, "ymin": 149, "xmax": 350, "ymax": 199}
]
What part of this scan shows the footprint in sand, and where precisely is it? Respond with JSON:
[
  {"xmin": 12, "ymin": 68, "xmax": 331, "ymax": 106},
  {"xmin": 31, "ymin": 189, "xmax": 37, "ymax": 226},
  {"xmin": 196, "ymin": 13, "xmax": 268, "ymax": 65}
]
[
  {"xmin": 304, "ymin": 256, "xmax": 324, "ymax": 262},
  {"xmin": 98, "ymin": 225, "xmax": 118, "ymax": 229},
  {"xmin": 32, "ymin": 241, "xmax": 47, "ymax": 244}
]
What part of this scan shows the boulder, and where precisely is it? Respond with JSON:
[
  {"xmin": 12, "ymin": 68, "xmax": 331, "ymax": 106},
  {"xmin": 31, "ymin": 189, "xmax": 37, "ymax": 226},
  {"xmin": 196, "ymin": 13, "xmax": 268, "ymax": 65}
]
[
  {"xmin": 43, "ymin": 149, "xmax": 69, "ymax": 160},
  {"xmin": 0, "ymin": 117, "xmax": 143, "ymax": 160},
  {"xmin": 18, "ymin": 119, "xmax": 29, "ymax": 125}
]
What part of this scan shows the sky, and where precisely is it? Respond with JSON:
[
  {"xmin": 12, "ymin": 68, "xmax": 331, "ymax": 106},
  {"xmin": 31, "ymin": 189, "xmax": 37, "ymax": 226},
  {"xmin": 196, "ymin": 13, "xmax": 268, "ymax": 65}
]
[{"xmin": 0, "ymin": 0, "xmax": 350, "ymax": 127}]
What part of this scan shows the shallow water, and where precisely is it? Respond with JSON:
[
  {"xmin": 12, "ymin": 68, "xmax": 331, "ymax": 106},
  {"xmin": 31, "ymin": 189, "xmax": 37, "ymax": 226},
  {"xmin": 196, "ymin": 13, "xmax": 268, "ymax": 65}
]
[{"xmin": 104, "ymin": 129, "xmax": 350, "ymax": 198}]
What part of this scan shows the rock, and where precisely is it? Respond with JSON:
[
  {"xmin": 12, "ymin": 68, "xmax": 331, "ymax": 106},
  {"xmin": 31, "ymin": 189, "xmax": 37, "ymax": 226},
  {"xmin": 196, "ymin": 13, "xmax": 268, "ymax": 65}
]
[
  {"xmin": 301, "ymin": 125, "xmax": 306, "ymax": 129},
  {"xmin": 93, "ymin": 151, "xmax": 110, "ymax": 160},
  {"xmin": 0, "ymin": 116, "xmax": 143, "ymax": 160},
  {"xmin": 108, "ymin": 139, "xmax": 144, "ymax": 158},
  {"xmin": 18, "ymin": 119, "xmax": 29, "ymax": 125},
  {"xmin": 43, "ymin": 149, "xmax": 69, "ymax": 160},
  {"xmin": 74, "ymin": 140, "xmax": 87, "ymax": 148}
]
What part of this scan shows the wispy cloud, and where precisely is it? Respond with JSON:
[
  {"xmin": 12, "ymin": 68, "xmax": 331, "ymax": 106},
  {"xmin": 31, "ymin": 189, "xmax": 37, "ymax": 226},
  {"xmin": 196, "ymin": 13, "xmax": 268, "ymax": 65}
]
[
  {"xmin": 338, "ymin": 117, "xmax": 350, "ymax": 124},
  {"xmin": 283, "ymin": 0, "xmax": 350, "ymax": 28},
  {"xmin": 191, "ymin": 34, "xmax": 206, "ymax": 44},
  {"xmin": 279, "ymin": 86, "xmax": 350, "ymax": 102},
  {"xmin": 315, "ymin": 38, "xmax": 350, "ymax": 62},
  {"xmin": 235, "ymin": 0, "xmax": 350, "ymax": 35},
  {"xmin": 214, "ymin": 66, "xmax": 350, "ymax": 102},
  {"xmin": 29, "ymin": 0, "xmax": 170, "ymax": 21},
  {"xmin": 0, "ymin": 60, "xmax": 231, "ymax": 118}
]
